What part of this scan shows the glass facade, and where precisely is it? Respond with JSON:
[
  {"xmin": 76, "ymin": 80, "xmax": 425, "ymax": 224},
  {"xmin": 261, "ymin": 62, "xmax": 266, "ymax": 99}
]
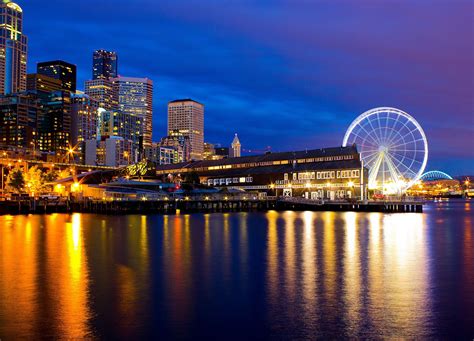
[
  {"xmin": 93, "ymin": 50, "xmax": 118, "ymax": 80},
  {"xmin": 37, "ymin": 60, "xmax": 77, "ymax": 93},
  {"xmin": 0, "ymin": 1, "xmax": 27, "ymax": 95},
  {"xmin": 113, "ymin": 76, "xmax": 153, "ymax": 148}
]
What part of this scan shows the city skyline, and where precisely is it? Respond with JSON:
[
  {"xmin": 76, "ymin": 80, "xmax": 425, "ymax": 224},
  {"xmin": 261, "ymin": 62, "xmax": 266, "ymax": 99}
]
[{"xmin": 18, "ymin": 0, "xmax": 474, "ymax": 174}]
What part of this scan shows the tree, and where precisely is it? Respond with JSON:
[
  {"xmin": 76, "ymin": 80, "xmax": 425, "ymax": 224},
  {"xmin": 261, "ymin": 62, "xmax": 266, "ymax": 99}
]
[
  {"xmin": 58, "ymin": 168, "xmax": 72, "ymax": 179},
  {"xmin": 24, "ymin": 166, "xmax": 45, "ymax": 195},
  {"xmin": 43, "ymin": 169, "xmax": 58, "ymax": 182},
  {"xmin": 6, "ymin": 167, "xmax": 25, "ymax": 193}
]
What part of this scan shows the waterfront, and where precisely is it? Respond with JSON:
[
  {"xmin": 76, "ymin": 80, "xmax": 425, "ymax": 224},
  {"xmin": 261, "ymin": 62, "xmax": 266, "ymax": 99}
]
[{"xmin": 0, "ymin": 199, "xmax": 473, "ymax": 339}]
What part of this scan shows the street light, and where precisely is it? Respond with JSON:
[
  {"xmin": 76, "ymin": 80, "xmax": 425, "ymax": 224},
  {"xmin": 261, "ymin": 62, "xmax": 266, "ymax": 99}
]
[{"xmin": 67, "ymin": 147, "xmax": 76, "ymax": 164}]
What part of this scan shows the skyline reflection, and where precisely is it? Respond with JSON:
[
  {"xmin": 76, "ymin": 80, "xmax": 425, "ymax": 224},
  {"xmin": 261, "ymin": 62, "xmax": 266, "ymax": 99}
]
[{"xmin": 0, "ymin": 200, "xmax": 473, "ymax": 339}]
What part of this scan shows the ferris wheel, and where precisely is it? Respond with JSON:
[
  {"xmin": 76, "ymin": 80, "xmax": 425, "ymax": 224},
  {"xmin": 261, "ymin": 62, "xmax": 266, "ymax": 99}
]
[{"xmin": 343, "ymin": 107, "xmax": 428, "ymax": 194}]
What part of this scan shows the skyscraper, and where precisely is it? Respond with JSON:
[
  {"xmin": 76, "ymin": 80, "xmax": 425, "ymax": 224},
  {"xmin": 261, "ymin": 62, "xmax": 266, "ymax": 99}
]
[
  {"xmin": 37, "ymin": 60, "xmax": 77, "ymax": 93},
  {"xmin": 168, "ymin": 99, "xmax": 204, "ymax": 160},
  {"xmin": 113, "ymin": 76, "xmax": 153, "ymax": 147},
  {"xmin": 0, "ymin": 1, "xmax": 27, "ymax": 95},
  {"xmin": 37, "ymin": 90, "xmax": 72, "ymax": 155},
  {"xmin": 85, "ymin": 78, "xmax": 118, "ymax": 111},
  {"xmin": 0, "ymin": 93, "xmax": 38, "ymax": 149},
  {"xmin": 71, "ymin": 93, "xmax": 99, "ymax": 163},
  {"xmin": 93, "ymin": 50, "xmax": 118, "ymax": 80}
]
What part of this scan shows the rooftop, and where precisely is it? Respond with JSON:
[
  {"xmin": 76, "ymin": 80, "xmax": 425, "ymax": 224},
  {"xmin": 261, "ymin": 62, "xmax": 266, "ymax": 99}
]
[
  {"xmin": 168, "ymin": 99, "xmax": 203, "ymax": 105},
  {"xmin": 156, "ymin": 145, "xmax": 360, "ymax": 172}
]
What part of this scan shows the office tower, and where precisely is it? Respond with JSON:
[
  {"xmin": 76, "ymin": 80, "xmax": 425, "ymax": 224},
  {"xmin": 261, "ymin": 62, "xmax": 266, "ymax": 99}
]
[
  {"xmin": 71, "ymin": 93, "xmax": 99, "ymax": 163},
  {"xmin": 231, "ymin": 133, "xmax": 241, "ymax": 157},
  {"xmin": 37, "ymin": 60, "xmax": 77, "ymax": 93},
  {"xmin": 93, "ymin": 50, "xmax": 118, "ymax": 80},
  {"xmin": 26, "ymin": 73, "xmax": 62, "ymax": 93},
  {"xmin": 85, "ymin": 78, "xmax": 118, "ymax": 111},
  {"xmin": 168, "ymin": 99, "xmax": 204, "ymax": 160},
  {"xmin": 0, "ymin": 93, "xmax": 38, "ymax": 149},
  {"xmin": 0, "ymin": 1, "xmax": 27, "ymax": 95},
  {"xmin": 37, "ymin": 91, "xmax": 72, "ymax": 155},
  {"xmin": 113, "ymin": 76, "xmax": 153, "ymax": 147}
]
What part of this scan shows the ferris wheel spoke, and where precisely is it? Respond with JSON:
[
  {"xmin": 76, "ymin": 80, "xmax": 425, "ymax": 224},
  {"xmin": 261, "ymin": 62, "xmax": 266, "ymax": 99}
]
[
  {"xmin": 390, "ymin": 138, "xmax": 425, "ymax": 150},
  {"xmin": 366, "ymin": 115, "xmax": 383, "ymax": 145},
  {"xmin": 384, "ymin": 126, "xmax": 405, "ymax": 147},
  {"xmin": 389, "ymin": 149, "xmax": 423, "ymax": 164},
  {"xmin": 386, "ymin": 151, "xmax": 418, "ymax": 178},
  {"xmin": 386, "ymin": 115, "xmax": 410, "ymax": 146},
  {"xmin": 361, "ymin": 145, "xmax": 382, "ymax": 153},
  {"xmin": 375, "ymin": 112, "xmax": 386, "ymax": 144},
  {"xmin": 364, "ymin": 151, "xmax": 382, "ymax": 168},
  {"xmin": 388, "ymin": 127, "xmax": 422, "ymax": 149},
  {"xmin": 386, "ymin": 114, "xmax": 414, "ymax": 147},
  {"xmin": 361, "ymin": 149, "xmax": 380, "ymax": 158},
  {"xmin": 383, "ymin": 113, "xmax": 390, "ymax": 142},
  {"xmin": 350, "ymin": 130, "xmax": 378, "ymax": 149},
  {"xmin": 386, "ymin": 152, "xmax": 416, "ymax": 183},
  {"xmin": 355, "ymin": 122, "xmax": 381, "ymax": 146},
  {"xmin": 390, "ymin": 149, "xmax": 424, "ymax": 153},
  {"xmin": 387, "ymin": 150, "xmax": 408, "ymax": 172},
  {"xmin": 384, "ymin": 114, "xmax": 402, "ymax": 144}
]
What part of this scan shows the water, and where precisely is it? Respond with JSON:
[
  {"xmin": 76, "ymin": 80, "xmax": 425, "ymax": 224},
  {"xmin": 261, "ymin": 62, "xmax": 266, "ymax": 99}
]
[{"xmin": 0, "ymin": 199, "xmax": 473, "ymax": 339}]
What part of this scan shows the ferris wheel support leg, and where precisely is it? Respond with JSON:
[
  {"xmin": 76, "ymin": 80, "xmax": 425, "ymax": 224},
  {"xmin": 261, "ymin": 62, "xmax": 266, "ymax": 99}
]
[
  {"xmin": 368, "ymin": 153, "xmax": 383, "ymax": 190},
  {"xmin": 385, "ymin": 153, "xmax": 404, "ymax": 195}
]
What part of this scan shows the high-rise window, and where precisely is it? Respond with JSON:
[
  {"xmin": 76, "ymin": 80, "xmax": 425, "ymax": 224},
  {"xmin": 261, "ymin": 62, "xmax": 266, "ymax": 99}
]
[{"xmin": 93, "ymin": 50, "xmax": 118, "ymax": 80}]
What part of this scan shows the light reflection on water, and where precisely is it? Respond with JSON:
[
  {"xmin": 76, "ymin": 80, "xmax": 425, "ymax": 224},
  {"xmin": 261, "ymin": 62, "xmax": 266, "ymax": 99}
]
[{"xmin": 0, "ymin": 200, "xmax": 473, "ymax": 339}]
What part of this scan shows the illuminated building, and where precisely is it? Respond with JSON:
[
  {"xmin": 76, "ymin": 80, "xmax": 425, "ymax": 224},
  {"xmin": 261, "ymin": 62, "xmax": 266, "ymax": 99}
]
[
  {"xmin": 37, "ymin": 90, "xmax": 71, "ymax": 155},
  {"xmin": 168, "ymin": 99, "xmax": 204, "ymax": 160},
  {"xmin": 93, "ymin": 49, "xmax": 118, "ymax": 80},
  {"xmin": 96, "ymin": 108, "xmax": 141, "ymax": 162},
  {"xmin": 231, "ymin": 133, "xmax": 241, "ymax": 158},
  {"xmin": 26, "ymin": 73, "xmax": 62, "ymax": 93},
  {"xmin": 0, "ymin": 93, "xmax": 38, "ymax": 149},
  {"xmin": 84, "ymin": 78, "xmax": 118, "ymax": 111},
  {"xmin": 159, "ymin": 130, "xmax": 190, "ymax": 163},
  {"xmin": 0, "ymin": 1, "xmax": 27, "ymax": 94},
  {"xmin": 156, "ymin": 146, "xmax": 368, "ymax": 200},
  {"xmin": 113, "ymin": 76, "xmax": 153, "ymax": 148},
  {"xmin": 144, "ymin": 143, "xmax": 180, "ymax": 165},
  {"xmin": 204, "ymin": 142, "xmax": 226, "ymax": 160},
  {"xmin": 71, "ymin": 93, "xmax": 99, "ymax": 163},
  {"xmin": 37, "ymin": 60, "xmax": 77, "ymax": 93},
  {"xmin": 203, "ymin": 142, "xmax": 215, "ymax": 160},
  {"xmin": 85, "ymin": 136, "xmax": 132, "ymax": 167}
]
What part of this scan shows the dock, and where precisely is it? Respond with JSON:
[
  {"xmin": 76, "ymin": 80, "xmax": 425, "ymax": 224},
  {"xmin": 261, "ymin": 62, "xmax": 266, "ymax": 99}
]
[{"xmin": 0, "ymin": 195, "xmax": 423, "ymax": 215}]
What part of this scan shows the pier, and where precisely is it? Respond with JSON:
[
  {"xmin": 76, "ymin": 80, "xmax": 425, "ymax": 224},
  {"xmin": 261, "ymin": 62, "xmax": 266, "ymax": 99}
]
[{"xmin": 0, "ymin": 195, "xmax": 423, "ymax": 215}]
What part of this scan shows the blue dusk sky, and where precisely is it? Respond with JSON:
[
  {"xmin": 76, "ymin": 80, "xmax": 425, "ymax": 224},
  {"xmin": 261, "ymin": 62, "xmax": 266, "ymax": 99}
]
[{"xmin": 20, "ymin": 0, "xmax": 473, "ymax": 175}]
